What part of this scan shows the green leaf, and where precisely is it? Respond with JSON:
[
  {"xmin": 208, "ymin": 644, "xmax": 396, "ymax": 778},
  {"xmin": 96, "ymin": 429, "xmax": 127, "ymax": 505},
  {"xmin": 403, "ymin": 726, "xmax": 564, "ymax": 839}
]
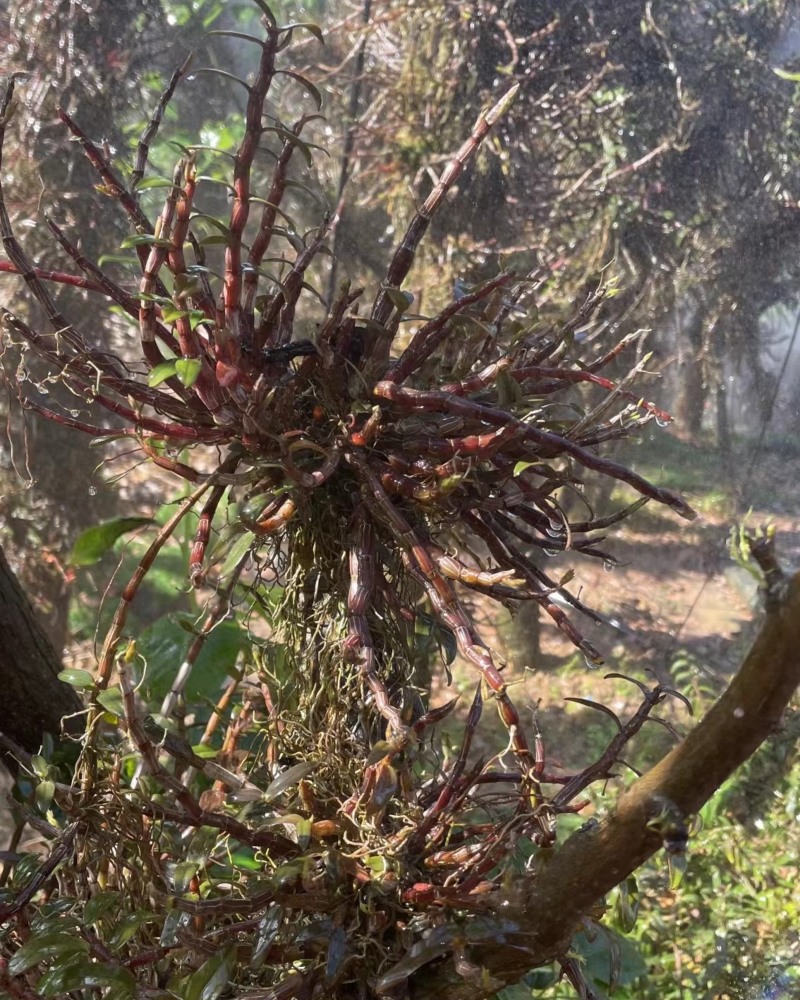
[
  {"xmin": 284, "ymin": 176, "xmax": 329, "ymax": 206},
  {"xmin": 97, "ymin": 253, "xmax": 137, "ymax": 268},
  {"xmin": 247, "ymin": 198, "xmax": 299, "ymax": 232},
  {"xmin": 265, "ymin": 126, "xmax": 318, "ymax": 168},
  {"xmin": 58, "ymin": 667, "xmax": 95, "ymax": 688},
  {"xmin": 36, "ymin": 779, "xmax": 55, "ymax": 814},
  {"xmin": 10, "ymin": 853, "xmax": 42, "ymax": 890},
  {"xmin": 201, "ymin": 2, "xmax": 224, "ymax": 28},
  {"xmin": 176, "ymin": 358, "xmax": 203, "ymax": 388},
  {"xmin": 262, "ymin": 761, "xmax": 315, "ymax": 803},
  {"xmin": 613, "ymin": 875, "xmax": 640, "ymax": 933},
  {"xmin": 35, "ymin": 953, "xmax": 136, "ymax": 999},
  {"xmin": 107, "ymin": 911, "xmax": 154, "ymax": 951},
  {"xmin": 160, "ymin": 304, "xmax": 189, "ymax": 324},
  {"xmin": 30, "ymin": 754, "xmax": 49, "ymax": 779},
  {"xmin": 277, "ymin": 70, "xmax": 323, "ymax": 110},
  {"xmin": 218, "ymin": 530, "xmax": 255, "ymax": 579},
  {"xmin": 198, "ymin": 234, "xmax": 232, "ymax": 246},
  {"xmin": 70, "ymin": 517, "xmax": 154, "ymax": 566},
  {"xmin": 35, "ymin": 953, "xmax": 89, "ymax": 997},
  {"xmin": 668, "ymin": 851, "xmax": 688, "ymax": 889},
  {"xmin": 119, "ymin": 234, "xmax": 172, "ymax": 249},
  {"xmin": 278, "ymin": 21, "xmax": 324, "ymax": 44},
  {"xmin": 160, "ymin": 907, "xmax": 191, "ymax": 946},
  {"xmin": 136, "ymin": 614, "xmax": 245, "ymax": 704},
  {"xmin": 190, "ymin": 213, "xmax": 233, "ymax": 236},
  {"xmin": 189, "ymin": 310, "xmax": 208, "ymax": 330},
  {"xmin": 84, "ymin": 890, "xmax": 121, "ymax": 925},
  {"xmin": 78, "ymin": 963, "xmax": 137, "ymax": 996},
  {"xmin": 205, "ymin": 29, "xmax": 268, "ymax": 48},
  {"xmin": 572, "ymin": 928, "xmax": 647, "ymax": 991},
  {"xmin": 250, "ymin": 905, "xmax": 282, "ymax": 970},
  {"xmin": 96, "ymin": 687, "xmax": 124, "ymax": 719},
  {"xmin": 184, "ymin": 946, "xmax": 236, "ymax": 1000},
  {"xmin": 9, "ymin": 932, "xmax": 89, "ymax": 976},
  {"xmin": 382, "ymin": 286, "xmax": 415, "ymax": 315},
  {"xmin": 134, "ymin": 177, "xmax": 182, "ymax": 191},
  {"xmin": 774, "ymin": 66, "xmax": 800, "ymax": 81},
  {"xmin": 148, "ymin": 360, "xmax": 178, "ymax": 387},
  {"xmin": 173, "ymin": 860, "xmax": 199, "ymax": 894},
  {"xmin": 522, "ymin": 968, "xmax": 558, "ymax": 989}
]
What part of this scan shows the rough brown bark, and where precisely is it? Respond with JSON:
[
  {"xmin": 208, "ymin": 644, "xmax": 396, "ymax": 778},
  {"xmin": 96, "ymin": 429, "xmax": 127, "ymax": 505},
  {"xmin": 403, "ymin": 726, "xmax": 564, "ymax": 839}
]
[
  {"xmin": 0, "ymin": 544, "xmax": 82, "ymax": 761},
  {"xmin": 409, "ymin": 569, "xmax": 800, "ymax": 1000}
]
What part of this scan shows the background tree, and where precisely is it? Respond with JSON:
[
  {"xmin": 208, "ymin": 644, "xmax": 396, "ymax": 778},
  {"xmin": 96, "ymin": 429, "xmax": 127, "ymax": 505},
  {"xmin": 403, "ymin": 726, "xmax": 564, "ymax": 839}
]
[
  {"xmin": 315, "ymin": 0, "xmax": 800, "ymax": 450},
  {"xmin": 0, "ymin": 0, "xmax": 231, "ymax": 651}
]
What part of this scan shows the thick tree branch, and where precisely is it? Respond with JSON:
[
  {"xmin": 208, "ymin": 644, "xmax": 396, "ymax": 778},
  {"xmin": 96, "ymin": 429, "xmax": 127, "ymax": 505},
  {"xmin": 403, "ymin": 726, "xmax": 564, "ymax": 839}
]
[
  {"xmin": 410, "ymin": 568, "xmax": 800, "ymax": 1000},
  {"xmin": 0, "ymin": 544, "xmax": 82, "ymax": 765}
]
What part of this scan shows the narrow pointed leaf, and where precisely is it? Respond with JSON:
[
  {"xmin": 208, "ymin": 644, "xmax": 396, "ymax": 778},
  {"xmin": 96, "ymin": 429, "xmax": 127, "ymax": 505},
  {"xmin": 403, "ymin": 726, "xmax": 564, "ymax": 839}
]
[
  {"xmin": 564, "ymin": 697, "xmax": 623, "ymax": 731},
  {"xmin": 278, "ymin": 21, "xmax": 324, "ymax": 44},
  {"xmin": 184, "ymin": 946, "xmax": 236, "ymax": 1000}
]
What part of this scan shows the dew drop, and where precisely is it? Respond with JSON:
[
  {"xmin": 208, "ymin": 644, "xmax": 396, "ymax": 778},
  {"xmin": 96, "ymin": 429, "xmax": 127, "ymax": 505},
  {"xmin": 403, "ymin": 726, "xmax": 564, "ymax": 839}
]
[
  {"xmin": 69, "ymin": 409, "xmax": 80, "ymax": 418},
  {"xmin": 583, "ymin": 654, "xmax": 599, "ymax": 670},
  {"xmin": 544, "ymin": 548, "xmax": 559, "ymax": 557},
  {"xmin": 186, "ymin": 74, "xmax": 197, "ymax": 82},
  {"xmin": 603, "ymin": 560, "xmax": 615, "ymax": 572},
  {"xmin": 655, "ymin": 416, "xmax": 669, "ymax": 428},
  {"xmin": 88, "ymin": 485, "xmax": 97, "ymax": 496}
]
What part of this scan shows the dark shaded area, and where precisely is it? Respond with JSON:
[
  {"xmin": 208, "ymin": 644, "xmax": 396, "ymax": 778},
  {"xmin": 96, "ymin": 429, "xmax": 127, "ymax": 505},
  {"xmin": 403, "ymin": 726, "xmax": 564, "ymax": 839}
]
[{"xmin": 0, "ymin": 544, "xmax": 81, "ymax": 766}]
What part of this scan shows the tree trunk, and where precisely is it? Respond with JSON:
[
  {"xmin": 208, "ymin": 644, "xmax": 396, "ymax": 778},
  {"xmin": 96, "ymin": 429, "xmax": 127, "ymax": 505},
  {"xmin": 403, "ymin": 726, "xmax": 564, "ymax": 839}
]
[
  {"xmin": 716, "ymin": 379, "xmax": 734, "ymax": 487},
  {"xmin": 674, "ymin": 306, "xmax": 707, "ymax": 438},
  {"xmin": 507, "ymin": 600, "xmax": 541, "ymax": 669},
  {"xmin": 0, "ymin": 545, "xmax": 82, "ymax": 763}
]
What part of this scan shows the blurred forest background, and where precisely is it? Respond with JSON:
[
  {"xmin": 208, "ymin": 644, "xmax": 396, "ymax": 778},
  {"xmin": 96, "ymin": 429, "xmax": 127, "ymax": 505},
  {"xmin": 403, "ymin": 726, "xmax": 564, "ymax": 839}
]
[{"xmin": 1, "ymin": 0, "xmax": 799, "ymax": 997}]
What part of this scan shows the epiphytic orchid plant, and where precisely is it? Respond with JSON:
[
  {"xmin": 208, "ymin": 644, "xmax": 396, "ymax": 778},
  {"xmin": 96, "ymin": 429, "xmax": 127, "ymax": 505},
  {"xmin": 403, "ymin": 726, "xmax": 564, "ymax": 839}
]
[{"xmin": 0, "ymin": 3, "xmax": 696, "ymax": 996}]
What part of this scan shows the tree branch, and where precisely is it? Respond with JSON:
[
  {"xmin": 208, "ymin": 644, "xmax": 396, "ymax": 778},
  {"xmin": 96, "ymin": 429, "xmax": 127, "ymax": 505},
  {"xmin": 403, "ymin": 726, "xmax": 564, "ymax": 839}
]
[
  {"xmin": 409, "ymin": 568, "xmax": 800, "ymax": 999},
  {"xmin": 0, "ymin": 545, "xmax": 82, "ymax": 767}
]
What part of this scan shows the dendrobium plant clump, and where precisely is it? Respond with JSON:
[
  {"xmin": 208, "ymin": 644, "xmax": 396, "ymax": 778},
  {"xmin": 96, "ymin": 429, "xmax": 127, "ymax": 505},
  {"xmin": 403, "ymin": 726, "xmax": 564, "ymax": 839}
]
[{"xmin": 0, "ymin": 3, "xmax": 695, "ymax": 995}]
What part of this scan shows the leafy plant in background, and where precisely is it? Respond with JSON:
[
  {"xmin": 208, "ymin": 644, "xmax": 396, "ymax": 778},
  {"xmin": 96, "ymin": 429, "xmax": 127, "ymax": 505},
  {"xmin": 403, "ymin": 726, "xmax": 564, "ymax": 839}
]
[{"xmin": 1, "ymin": 2, "xmax": 798, "ymax": 999}]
